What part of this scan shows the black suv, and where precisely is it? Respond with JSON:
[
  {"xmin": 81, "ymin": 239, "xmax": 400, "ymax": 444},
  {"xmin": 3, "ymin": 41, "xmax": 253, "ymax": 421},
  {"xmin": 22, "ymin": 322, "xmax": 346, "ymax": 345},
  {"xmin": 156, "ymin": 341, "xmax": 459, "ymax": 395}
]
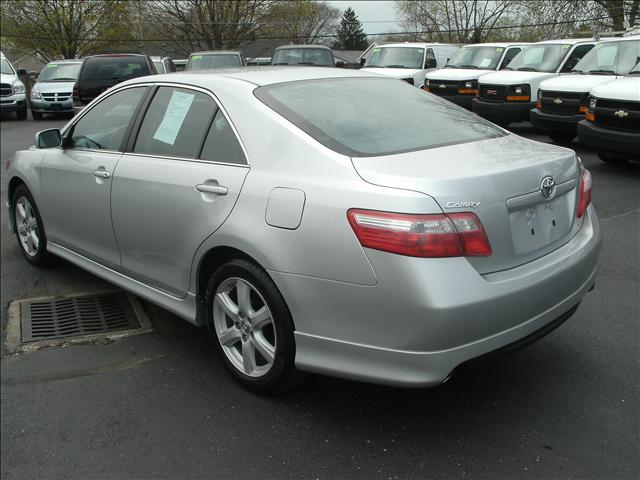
[{"xmin": 73, "ymin": 54, "xmax": 156, "ymax": 110}]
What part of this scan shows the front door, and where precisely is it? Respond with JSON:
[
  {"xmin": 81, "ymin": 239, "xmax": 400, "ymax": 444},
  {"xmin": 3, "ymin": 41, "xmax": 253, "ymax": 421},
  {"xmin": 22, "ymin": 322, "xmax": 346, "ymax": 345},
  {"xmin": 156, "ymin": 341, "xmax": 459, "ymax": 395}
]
[
  {"xmin": 39, "ymin": 86, "xmax": 148, "ymax": 270},
  {"xmin": 110, "ymin": 85, "xmax": 249, "ymax": 297}
]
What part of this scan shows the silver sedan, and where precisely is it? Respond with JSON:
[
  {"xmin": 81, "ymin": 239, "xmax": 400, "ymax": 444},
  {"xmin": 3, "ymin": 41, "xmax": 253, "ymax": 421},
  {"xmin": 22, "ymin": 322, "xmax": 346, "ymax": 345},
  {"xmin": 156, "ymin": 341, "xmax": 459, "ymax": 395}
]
[{"xmin": 6, "ymin": 68, "xmax": 602, "ymax": 393}]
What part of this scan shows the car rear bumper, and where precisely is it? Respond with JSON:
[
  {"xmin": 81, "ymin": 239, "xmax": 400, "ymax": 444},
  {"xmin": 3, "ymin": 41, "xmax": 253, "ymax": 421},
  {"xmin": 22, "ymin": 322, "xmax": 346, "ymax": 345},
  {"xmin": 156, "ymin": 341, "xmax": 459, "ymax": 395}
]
[
  {"xmin": 0, "ymin": 94, "xmax": 26, "ymax": 112},
  {"xmin": 272, "ymin": 206, "xmax": 601, "ymax": 387},
  {"xmin": 472, "ymin": 98, "xmax": 535, "ymax": 123},
  {"xmin": 577, "ymin": 120, "xmax": 640, "ymax": 158},
  {"xmin": 530, "ymin": 108, "xmax": 584, "ymax": 133}
]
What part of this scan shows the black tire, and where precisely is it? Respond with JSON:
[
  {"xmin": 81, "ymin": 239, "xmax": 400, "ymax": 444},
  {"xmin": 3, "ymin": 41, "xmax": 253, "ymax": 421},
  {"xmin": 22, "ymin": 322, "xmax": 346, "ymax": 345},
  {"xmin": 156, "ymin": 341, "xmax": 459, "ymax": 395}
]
[
  {"xmin": 12, "ymin": 184, "xmax": 53, "ymax": 266},
  {"xmin": 548, "ymin": 131, "xmax": 575, "ymax": 144},
  {"xmin": 16, "ymin": 106, "xmax": 27, "ymax": 120},
  {"xmin": 205, "ymin": 258, "xmax": 304, "ymax": 394},
  {"xmin": 31, "ymin": 110, "xmax": 43, "ymax": 120},
  {"xmin": 597, "ymin": 152, "xmax": 629, "ymax": 165}
]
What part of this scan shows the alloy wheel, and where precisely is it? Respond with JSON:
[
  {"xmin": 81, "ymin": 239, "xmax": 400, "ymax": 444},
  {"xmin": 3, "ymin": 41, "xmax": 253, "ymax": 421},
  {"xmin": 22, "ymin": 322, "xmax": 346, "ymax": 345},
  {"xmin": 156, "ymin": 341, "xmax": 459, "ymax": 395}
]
[{"xmin": 15, "ymin": 196, "xmax": 40, "ymax": 257}]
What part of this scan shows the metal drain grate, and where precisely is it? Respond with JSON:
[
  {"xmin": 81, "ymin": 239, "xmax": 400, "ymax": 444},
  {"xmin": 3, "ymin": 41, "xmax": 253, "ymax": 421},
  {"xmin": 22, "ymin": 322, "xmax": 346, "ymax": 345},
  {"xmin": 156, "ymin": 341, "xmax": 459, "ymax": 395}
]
[{"xmin": 21, "ymin": 292, "xmax": 140, "ymax": 342}]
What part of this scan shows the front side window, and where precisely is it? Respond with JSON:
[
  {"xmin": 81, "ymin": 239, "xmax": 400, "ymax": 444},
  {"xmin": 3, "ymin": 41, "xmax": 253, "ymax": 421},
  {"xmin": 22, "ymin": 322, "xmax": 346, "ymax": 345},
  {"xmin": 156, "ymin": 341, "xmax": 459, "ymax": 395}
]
[
  {"xmin": 134, "ymin": 86, "xmax": 217, "ymax": 159},
  {"xmin": 255, "ymin": 78, "xmax": 504, "ymax": 157},
  {"xmin": 364, "ymin": 47, "xmax": 425, "ymax": 69},
  {"xmin": 69, "ymin": 87, "xmax": 146, "ymax": 151},
  {"xmin": 186, "ymin": 54, "xmax": 242, "ymax": 70},
  {"xmin": 153, "ymin": 61, "xmax": 165, "ymax": 74},
  {"xmin": 560, "ymin": 44, "xmax": 594, "ymax": 72},
  {"xmin": 38, "ymin": 62, "xmax": 82, "ymax": 82},
  {"xmin": 573, "ymin": 40, "xmax": 640, "ymax": 75},
  {"xmin": 447, "ymin": 46, "xmax": 504, "ymax": 70},
  {"xmin": 507, "ymin": 44, "xmax": 573, "ymax": 72},
  {"xmin": 499, "ymin": 47, "xmax": 521, "ymax": 69},
  {"xmin": 1, "ymin": 58, "xmax": 15, "ymax": 75}
]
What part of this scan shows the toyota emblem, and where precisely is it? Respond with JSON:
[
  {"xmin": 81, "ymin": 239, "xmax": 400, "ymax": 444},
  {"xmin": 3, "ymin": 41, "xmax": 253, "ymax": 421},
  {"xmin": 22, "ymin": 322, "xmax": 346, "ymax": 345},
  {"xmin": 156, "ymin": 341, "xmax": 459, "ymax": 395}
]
[{"xmin": 540, "ymin": 176, "xmax": 556, "ymax": 199}]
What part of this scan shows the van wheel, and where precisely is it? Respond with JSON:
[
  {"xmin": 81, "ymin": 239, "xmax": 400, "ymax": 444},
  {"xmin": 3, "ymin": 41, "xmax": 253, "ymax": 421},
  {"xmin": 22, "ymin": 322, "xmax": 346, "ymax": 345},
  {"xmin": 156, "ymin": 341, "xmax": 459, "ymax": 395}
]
[
  {"xmin": 548, "ymin": 131, "xmax": 575, "ymax": 144},
  {"xmin": 32, "ymin": 110, "xmax": 43, "ymax": 120},
  {"xmin": 597, "ymin": 152, "xmax": 629, "ymax": 165},
  {"xmin": 205, "ymin": 258, "xmax": 304, "ymax": 394},
  {"xmin": 12, "ymin": 184, "xmax": 52, "ymax": 266}
]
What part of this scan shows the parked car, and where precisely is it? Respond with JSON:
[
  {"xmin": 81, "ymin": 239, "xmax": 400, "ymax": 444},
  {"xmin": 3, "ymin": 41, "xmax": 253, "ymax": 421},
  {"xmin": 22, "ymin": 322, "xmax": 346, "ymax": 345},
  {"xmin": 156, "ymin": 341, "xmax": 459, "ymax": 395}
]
[
  {"xmin": 30, "ymin": 59, "xmax": 83, "ymax": 119},
  {"xmin": 473, "ymin": 38, "xmax": 598, "ymax": 126},
  {"xmin": 424, "ymin": 42, "xmax": 530, "ymax": 109},
  {"xmin": 173, "ymin": 59, "xmax": 188, "ymax": 71},
  {"xmin": 73, "ymin": 53, "xmax": 156, "ymax": 111},
  {"xmin": 530, "ymin": 36, "xmax": 640, "ymax": 143},
  {"xmin": 362, "ymin": 42, "xmax": 460, "ymax": 87},
  {"xmin": 0, "ymin": 51, "xmax": 28, "ymax": 120},
  {"xmin": 151, "ymin": 56, "xmax": 177, "ymax": 74},
  {"xmin": 577, "ymin": 74, "xmax": 640, "ymax": 163},
  {"xmin": 271, "ymin": 45, "xmax": 335, "ymax": 67},
  {"xmin": 6, "ymin": 68, "xmax": 601, "ymax": 393},
  {"xmin": 185, "ymin": 51, "xmax": 244, "ymax": 71},
  {"xmin": 246, "ymin": 57, "xmax": 271, "ymax": 66}
]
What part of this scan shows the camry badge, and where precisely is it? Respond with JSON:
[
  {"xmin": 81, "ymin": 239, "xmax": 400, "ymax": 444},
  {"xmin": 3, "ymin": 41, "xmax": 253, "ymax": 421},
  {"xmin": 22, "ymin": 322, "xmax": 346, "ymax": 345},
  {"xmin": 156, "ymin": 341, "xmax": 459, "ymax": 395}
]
[
  {"xmin": 445, "ymin": 201, "xmax": 480, "ymax": 209},
  {"xmin": 553, "ymin": 98, "xmax": 563, "ymax": 104},
  {"xmin": 614, "ymin": 110, "xmax": 629, "ymax": 118},
  {"xmin": 540, "ymin": 176, "xmax": 556, "ymax": 200}
]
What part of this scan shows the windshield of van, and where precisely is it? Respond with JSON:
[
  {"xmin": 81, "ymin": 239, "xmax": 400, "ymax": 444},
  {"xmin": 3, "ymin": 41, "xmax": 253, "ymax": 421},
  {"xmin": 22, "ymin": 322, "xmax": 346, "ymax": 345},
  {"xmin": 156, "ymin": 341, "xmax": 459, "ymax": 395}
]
[
  {"xmin": 506, "ymin": 44, "xmax": 572, "ymax": 72},
  {"xmin": 271, "ymin": 48, "xmax": 334, "ymax": 66},
  {"xmin": 38, "ymin": 62, "xmax": 82, "ymax": 82},
  {"xmin": 364, "ymin": 47, "xmax": 425, "ymax": 69},
  {"xmin": 446, "ymin": 46, "xmax": 504, "ymax": 69},
  {"xmin": 186, "ymin": 54, "xmax": 241, "ymax": 70},
  {"xmin": 255, "ymin": 77, "xmax": 504, "ymax": 157},
  {"xmin": 1, "ymin": 58, "xmax": 15, "ymax": 75},
  {"xmin": 573, "ymin": 40, "xmax": 640, "ymax": 75}
]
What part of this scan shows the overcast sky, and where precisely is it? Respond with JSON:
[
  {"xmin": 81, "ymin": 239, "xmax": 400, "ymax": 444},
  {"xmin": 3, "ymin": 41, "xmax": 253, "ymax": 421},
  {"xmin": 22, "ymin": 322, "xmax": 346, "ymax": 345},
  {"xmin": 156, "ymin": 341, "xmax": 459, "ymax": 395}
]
[{"xmin": 327, "ymin": 1, "xmax": 402, "ymax": 35}]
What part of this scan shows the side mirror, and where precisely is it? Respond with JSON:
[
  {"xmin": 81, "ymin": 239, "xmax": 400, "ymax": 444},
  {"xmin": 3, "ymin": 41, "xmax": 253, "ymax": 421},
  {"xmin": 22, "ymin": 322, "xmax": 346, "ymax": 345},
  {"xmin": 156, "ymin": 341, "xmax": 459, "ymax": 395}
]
[
  {"xmin": 35, "ymin": 129, "xmax": 62, "ymax": 149},
  {"xmin": 360, "ymin": 58, "xmax": 366, "ymax": 66},
  {"xmin": 336, "ymin": 60, "xmax": 345, "ymax": 68},
  {"xmin": 424, "ymin": 58, "xmax": 437, "ymax": 69},
  {"xmin": 16, "ymin": 68, "xmax": 27, "ymax": 76}
]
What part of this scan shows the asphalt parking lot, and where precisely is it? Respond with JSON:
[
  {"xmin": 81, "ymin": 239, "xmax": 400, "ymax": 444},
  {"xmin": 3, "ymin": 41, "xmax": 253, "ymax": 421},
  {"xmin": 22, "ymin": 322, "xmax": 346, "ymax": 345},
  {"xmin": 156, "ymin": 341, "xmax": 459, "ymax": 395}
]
[{"xmin": 1, "ymin": 111, "xmax": 638, "ymax": 480}]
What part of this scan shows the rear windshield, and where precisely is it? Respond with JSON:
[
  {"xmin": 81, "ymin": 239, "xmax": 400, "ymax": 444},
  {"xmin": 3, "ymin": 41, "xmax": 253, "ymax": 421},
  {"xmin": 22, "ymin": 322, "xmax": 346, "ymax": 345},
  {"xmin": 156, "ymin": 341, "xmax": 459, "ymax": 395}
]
[
  {"xmin": 271, "ymin": 48, "xmax": 334, "ymax": 66},
  {"xmin": 80, "ymin": 56, "xmax": 151, "ymax": 81},
  {"xmin": 255, "ymin": 77, "xmax": 504, "ymax": 157},
  {"xmin": 38, "ymin": 62, "xmax": 82, "ymax": 82},
  {"xmin": 186, "ymin": 54, "xmax": 241, "ymax": 70}
]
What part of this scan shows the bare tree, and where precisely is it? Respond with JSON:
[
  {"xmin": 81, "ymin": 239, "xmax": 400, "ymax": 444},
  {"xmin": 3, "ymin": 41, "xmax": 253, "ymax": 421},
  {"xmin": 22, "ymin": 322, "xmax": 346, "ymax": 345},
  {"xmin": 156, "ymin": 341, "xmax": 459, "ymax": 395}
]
[
  {"xmin": 395, "ymin": 0, "xmax": 517, "ymax": 43},
  {"xmin": 262, "ymin": 0, "xmax": 340, "ymax": 45},
  {"xmin": 590, "ymin": 0, "xmax": 639, "ymax": 30},
  {"xmin": 144, "ymin": 0, "xmax": 271, "ymax": 54},
  {"xmin": 0, "ymin": 0, "xmax": 133, "ymax": 62}
]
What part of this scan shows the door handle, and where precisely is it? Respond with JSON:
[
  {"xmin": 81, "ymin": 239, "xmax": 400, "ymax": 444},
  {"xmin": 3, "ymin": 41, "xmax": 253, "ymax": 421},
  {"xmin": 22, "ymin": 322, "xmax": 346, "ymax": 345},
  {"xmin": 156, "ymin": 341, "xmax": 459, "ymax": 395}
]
[
  {"xmin": 92, "ymin": 169, "xmax": 111, "ymax": 179},
  {"xmin": 195, "ymin": 184, "xmax": 228, "ymax": 196}
]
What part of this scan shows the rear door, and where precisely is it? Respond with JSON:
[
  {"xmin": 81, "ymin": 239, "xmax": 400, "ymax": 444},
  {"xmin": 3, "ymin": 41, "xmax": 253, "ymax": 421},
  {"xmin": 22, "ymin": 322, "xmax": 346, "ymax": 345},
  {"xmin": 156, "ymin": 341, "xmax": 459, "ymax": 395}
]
[{"xmin": 111, "ymin": 85, "xmax": 249, "ymax": 297}]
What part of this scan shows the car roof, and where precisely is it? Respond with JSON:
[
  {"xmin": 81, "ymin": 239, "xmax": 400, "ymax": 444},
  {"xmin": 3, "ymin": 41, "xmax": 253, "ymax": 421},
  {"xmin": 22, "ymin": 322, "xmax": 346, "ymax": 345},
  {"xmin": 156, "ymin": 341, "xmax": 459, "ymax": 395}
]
[
  {"xmin": 595, "ymin": 35, "xmax": 640, "ymax": 43},
  {"xmin": 87, "ymin": 53, "xmax": 147, "ymax": 57},
  {"xmin": 464, "ymin": 42, "xmax": 531, "ymax": 47},
  {"xmin": 377, "ymin": 42, "xmax": 458, "ymax": 48},
  {"xmin": 47, "ymin": 59, "xmax": 83, "ymax": 64},
  {"xmin": 127, "ymin": 66, "xmax": 382, "ymax": 88},
  {"xmin": 534, "ymin": 38, "xmax": 596, "ymax": 45},
  {"xmin": 190, "ymin": 50, "xmax": 241, "ymax": 56},
  {"xmin": 274, "ymin": 45, "xmax": 332, "ymax": 50}
]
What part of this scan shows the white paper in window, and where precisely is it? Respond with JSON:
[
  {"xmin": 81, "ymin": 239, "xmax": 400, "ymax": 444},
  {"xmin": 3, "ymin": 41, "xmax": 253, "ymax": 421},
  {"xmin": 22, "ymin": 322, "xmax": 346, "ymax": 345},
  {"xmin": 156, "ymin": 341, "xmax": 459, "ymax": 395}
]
[
  {"xmin": 153, "ymin": 90, "xmax": 195, "ymax": 145},
  {"xmin": 479, "ymin": 57, "xmax": 492, "ymax": 68}
]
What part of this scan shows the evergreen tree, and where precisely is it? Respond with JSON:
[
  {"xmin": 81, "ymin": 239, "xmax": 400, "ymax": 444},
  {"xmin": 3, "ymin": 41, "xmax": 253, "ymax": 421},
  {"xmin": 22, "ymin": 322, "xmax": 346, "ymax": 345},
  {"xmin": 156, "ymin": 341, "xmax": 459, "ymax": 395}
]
[{"xmin": 332, "ymin": 7, "xmax": 369, "ymax": 50}]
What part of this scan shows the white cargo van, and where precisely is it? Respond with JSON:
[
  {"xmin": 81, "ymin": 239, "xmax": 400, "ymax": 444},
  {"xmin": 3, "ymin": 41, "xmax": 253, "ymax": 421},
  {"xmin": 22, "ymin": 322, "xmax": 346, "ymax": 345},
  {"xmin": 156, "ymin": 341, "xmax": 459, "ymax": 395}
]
[
  {"xmin": 577, "ymin": 74, "xmax": 640, "ymax": 163},
  {"xmin": 531, "ymin": 36, "xmax": 640, "ymax": 142},
  {"xmin": 424, "ymin": 42, "xmax": 529, "ymax": 109},
  {"xmin": 0, "ymin": 51, "xmax": 28, "ymax": 120},
  {"xmin": 473, "ymin": 38, "xmax": 598, "ymax": 126},
  {"xmin": 362, "ymin": 43, "xmax": 460, "ymax": 87}
]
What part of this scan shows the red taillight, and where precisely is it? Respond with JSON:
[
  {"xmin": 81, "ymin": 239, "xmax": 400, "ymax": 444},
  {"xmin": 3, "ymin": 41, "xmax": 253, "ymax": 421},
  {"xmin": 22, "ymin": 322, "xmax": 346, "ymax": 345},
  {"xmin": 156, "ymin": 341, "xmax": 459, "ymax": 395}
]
[
  {"xmin": 577, "ymin": 169, "xmax": 592, "ymax": 218},
  {"xmin": 347, "ymin": 209, "xmax": 492, "ymax": 258}
]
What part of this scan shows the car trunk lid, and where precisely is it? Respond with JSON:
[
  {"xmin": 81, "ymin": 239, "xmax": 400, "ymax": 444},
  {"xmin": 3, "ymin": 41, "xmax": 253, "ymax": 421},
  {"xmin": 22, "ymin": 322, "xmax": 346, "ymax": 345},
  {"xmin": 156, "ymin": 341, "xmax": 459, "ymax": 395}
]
[{"xmin": 351, "ymin": 134, "xmax": 581, "ymax": 274}]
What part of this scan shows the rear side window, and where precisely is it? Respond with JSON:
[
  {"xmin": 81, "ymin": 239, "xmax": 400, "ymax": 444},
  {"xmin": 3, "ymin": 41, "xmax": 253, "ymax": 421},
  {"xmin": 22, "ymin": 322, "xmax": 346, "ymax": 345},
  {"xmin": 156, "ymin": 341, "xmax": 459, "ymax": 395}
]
[
  {"xmin": 70, "ymin": 87, "xmax": 146, "ymax": 151},
  {"xmin": 255, "ymin": 78, "xmax": 503, "ymax": 157},
  {"xmin": 200, "ymin": 111, "xmax": 246, "ymax": 164},
  {"xmin": 81, "ymin": 56, "xmax": 151, "ymax": 82},
  {"xmin": 134, "ymin": 86, "xmax": 216, "ymax": 159}
]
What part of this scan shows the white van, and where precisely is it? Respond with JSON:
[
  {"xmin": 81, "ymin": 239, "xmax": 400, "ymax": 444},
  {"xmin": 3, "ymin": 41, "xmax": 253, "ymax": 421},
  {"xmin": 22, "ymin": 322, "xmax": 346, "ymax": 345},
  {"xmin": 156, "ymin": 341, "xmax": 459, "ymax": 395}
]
[
  {"xmin": 473, "ymin": 38, "xmax": 598, "ymax": 126},
  {"xmin": 531, "ymin": 36, "xmax": 640, "ymax": 142},
  {"xmin": 577, "ymin": 75, "xmax": 640, "ymax": 163},
  {"xmin": 362, "ymin": 43, "xmax": 460, "ymax": 87},
  {"xmin": 0, "ymin": 51, "xmax": 28, "ymax": 120},
  {"xmin": 424, "ymin": 42, "xmax": 529, "ymax": 109}
]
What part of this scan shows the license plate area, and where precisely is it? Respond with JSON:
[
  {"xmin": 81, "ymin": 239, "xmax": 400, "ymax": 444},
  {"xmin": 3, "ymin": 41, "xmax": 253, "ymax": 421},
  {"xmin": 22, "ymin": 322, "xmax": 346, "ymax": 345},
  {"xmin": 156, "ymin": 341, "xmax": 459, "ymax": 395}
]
[
  {"xmin": 508, "ymin": 192, "xmax": 574, "ymax": 255},
  {"xmin": 51, "ymin": 103, "xmax": 62, "ymax": 111}
]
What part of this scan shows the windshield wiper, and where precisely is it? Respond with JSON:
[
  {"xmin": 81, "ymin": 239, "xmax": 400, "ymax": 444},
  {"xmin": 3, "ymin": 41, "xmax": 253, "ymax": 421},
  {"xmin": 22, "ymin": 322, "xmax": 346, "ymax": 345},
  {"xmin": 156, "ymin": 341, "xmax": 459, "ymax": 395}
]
[
  {"xmin": 517, "ymin": 67, "xmax": 537, "ymax": 71},
  {"xmin": 459, "ymin": 64, "xmax": 479, "ymax": 69},
  {"xmin": 588, "ymin": 69, "xmax": 615, "ymax": 75},
  {"xmin": 626, "ymin": 70, "xmax": 640, "ymax": 75},
  {"xmin": 51, "ymin": 78, "xmax": 77, "ymax": 82},
  {"xmin": 295, "ymin": 62, "xmax": 317, "ymax": 65},
  {"xmin": 443, "ymin": 65, "xmax": 457, "ymax": 68},
  {"xmin": 272, "ymin": 62, "xmax": 290, "ymax": 65},
  {"xmin": 384, "ymin": 64, "xmax": 407, "ymax": 68},
  {"xmin": 571, "ymin": 69, "xmax": 584, "ymax": 74}
]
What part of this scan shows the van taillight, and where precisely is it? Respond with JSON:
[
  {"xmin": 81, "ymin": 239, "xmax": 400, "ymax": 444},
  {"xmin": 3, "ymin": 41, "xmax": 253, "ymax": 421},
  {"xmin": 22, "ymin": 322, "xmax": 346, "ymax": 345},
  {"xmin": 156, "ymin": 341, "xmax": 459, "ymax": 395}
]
[
  {"xmin": 577, "ymin": 169, "xmax": 592, "ymax": 218},
  {"xmin": 72, "ymin": 81, "xmax": 80, "ymax": 105},
  {"xmin": 347, "ymin": 209, "xmax": 492, "ymax": 258}
]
